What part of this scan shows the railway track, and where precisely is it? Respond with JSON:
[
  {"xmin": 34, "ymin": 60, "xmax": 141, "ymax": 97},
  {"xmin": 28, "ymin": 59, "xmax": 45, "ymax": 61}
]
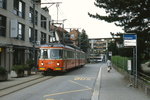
[{"xmin": 0, "ymin": 76, "xmax": 54, "ymax": 97}]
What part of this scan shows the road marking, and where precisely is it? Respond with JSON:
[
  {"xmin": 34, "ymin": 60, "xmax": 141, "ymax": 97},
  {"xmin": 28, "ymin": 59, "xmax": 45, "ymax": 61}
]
[
  {"xmin": 46, "ymin": 99, "xmax": 55, "ymax": 100},
  {"xmin": 91, "ymin": 66, "xmax": 102, "ymax": 100},
  {"xmin": 74, "ymin": 77, "xmax": 91, "ymax": 80},
  {"xmin": 44, "ymin": 88, "xmax": 91, "ymax": 97},
  {"xmin": 69, "ymin": 80, "xmax": 91, "ymax": 89}
]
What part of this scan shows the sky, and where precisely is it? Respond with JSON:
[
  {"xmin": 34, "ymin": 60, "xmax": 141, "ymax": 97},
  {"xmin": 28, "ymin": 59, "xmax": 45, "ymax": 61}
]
[{"xmin": 41, "ymin": 0, "xmax": 124, "ymax": 38}]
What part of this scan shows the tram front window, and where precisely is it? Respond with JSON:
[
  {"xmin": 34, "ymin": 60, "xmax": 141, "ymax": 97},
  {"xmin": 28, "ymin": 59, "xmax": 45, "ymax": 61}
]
[
  {"xmin": 40, "ymin": 49, "xmax": 63, "ymax": 59},
  {"xmin": 40, "ymin": 49, "xmax": 48, "ymax": 59},
  {"xmin": 50, "ymin": 49, "xmax": 63, "ymax": 59}
]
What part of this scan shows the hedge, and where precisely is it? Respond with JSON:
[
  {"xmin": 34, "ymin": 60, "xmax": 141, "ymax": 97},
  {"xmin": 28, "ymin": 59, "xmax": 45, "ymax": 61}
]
[{"xmin": 111, "ymin": 56, "xmax": 131, "ymax": 72}]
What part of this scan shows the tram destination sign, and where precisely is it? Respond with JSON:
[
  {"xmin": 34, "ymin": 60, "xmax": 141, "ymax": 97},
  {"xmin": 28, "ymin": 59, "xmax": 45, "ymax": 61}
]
[{"xmin": 123, "ymin": 34, "xmax": 137, "ymax": 47}]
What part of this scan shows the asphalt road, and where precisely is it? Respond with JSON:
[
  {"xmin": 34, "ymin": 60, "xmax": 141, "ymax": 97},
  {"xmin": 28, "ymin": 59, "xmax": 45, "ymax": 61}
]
[{"xmin": 1, "ymin": 63, "xmax": 103, "ymax": 100}]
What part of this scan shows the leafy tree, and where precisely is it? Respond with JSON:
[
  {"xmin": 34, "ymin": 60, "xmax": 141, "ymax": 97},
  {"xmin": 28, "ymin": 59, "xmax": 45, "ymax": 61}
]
[
  {"xmin": 108, "ymin": 41, "xmax": 118, "ymax": 56},
  {"xmin": 88, "ymin": 0, "xmax": 150, "ymax": 62},
  {"xmin": 79, "ymin": 29, "xmax": 90, "ymax": 53},
  {"xmin": 88, "ymin": 0, "xmax": 150, "ymax": 33}
]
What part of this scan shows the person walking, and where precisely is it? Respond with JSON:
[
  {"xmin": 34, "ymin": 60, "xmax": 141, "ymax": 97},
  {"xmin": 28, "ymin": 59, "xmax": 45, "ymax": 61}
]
[{"xmin": 107, "ymin": 59, "xmax": 112, "ymax": 72}]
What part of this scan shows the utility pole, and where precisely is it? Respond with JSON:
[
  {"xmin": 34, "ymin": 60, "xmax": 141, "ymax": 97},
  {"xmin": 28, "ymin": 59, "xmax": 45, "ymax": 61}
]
[
  {"xmin": 52, "ymin": 19, "xmax": 67, "ymax": 44},
  {"xmin": 32, "ymin": 0, "xmax": 61, "ymax": 67},
  {"xmin": 41, "ymin": 2, "xmax": 62, "ymax": 23},
  {"xmin": 32, "ymin": 1, "xmax": 36, "ymax": 67}
]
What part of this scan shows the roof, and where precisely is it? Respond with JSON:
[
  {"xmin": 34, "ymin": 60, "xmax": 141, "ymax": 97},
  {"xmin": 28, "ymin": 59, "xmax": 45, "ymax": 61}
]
[{"xmin": 39, "ymin": 43, "xmax": 84, "ymax": 52}]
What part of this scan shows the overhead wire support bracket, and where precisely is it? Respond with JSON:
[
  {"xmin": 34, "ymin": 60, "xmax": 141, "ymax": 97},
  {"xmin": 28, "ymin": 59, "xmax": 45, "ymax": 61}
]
[{"xmin": 40, "ymin": 2, "xmax": 62, "ymax": 8}]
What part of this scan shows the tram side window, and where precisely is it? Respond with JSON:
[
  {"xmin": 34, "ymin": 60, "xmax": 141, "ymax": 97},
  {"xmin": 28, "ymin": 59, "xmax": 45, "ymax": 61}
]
[
  {"xmin": 63, "ymin": 50, "xmax": 67, "ymax": 59},
  {"xmin": 74, "ymin": 52, "xmax": 76, "ymax": 59},
  {"xmin": 78, "ymin": 52, "xmax": 80, "ymax": 59},
  {"xmin": 67, "ymin": 50, "xmax": 73, "ymax": 59},
  {"xmin": 67, "ymin": 51, "xmax": 70, "ymax": 59}
]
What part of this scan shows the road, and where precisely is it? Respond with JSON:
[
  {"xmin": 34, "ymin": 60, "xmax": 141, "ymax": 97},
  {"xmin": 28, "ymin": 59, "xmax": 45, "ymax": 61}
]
[{"xmin": 1, "ymin": 63, "xmax": 103, "ymax": 100}]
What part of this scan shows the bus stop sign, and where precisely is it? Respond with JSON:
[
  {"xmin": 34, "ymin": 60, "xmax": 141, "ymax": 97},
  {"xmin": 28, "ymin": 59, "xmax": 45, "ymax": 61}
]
[{"xmin": 123, "ymin": 34, "xmax": 137, "ymax": 47}]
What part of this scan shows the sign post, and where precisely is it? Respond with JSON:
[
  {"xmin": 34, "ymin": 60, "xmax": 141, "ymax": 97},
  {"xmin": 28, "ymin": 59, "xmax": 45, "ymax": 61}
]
[{"xmin": 123, "ymin": 34, "xmax": 138, "ymax": 87}]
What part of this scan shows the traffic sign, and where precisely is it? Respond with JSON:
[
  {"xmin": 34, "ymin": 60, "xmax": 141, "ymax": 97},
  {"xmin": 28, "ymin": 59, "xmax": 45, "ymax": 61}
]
[{"xmin": 123, "ymin": 34, "xmax": 137, "ymax": 47}]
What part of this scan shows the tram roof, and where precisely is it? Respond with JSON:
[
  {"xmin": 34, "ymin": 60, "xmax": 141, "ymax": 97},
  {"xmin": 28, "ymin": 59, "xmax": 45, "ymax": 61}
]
[{"xmin": 39, "ymin": 43, "xmax": 83, "ymax": 52}]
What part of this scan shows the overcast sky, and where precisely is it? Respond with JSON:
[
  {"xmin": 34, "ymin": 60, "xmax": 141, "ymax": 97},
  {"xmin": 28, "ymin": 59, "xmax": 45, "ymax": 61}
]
[{"xmin": 41, "ymin": 0, "xmax": 123, "ymax": 38}]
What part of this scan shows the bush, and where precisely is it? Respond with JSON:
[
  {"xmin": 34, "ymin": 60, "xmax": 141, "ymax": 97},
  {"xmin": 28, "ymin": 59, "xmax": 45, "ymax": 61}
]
[
  {"xmin": 12, "ymin": 65, "xmax": 25, "ymax": 74},
  {"xmin": 111, "ymin": 56, "xmax": 130, "ymax": 71},
  {"xmin": 0, "ymin": 67, "xmax": 7, "ymax": 75},
  {"xmin": 26, "ymin": 59, "xmax": 35, "ymax": 70}
]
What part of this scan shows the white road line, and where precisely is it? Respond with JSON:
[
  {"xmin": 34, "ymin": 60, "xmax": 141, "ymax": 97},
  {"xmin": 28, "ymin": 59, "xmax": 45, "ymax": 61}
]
[
  {"xmin": 69, "ymin": 80, "xmax": 92, "ymax": 89},
  {"xmin": 44, "ymin": 88, "xmax": 91, "ymax": 97},
  {"xmin": 91, "ymin": 65, "xmax": 102, "ymax": 100}
]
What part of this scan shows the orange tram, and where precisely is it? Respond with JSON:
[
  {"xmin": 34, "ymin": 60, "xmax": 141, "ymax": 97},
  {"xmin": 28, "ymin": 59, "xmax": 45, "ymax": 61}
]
[{"xmin": 38, "ymin": 43, "xmax": 86, "ymax": 74}]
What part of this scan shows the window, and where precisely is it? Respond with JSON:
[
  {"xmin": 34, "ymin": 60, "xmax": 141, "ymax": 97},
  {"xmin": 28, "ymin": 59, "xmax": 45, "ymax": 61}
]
[
  {"xmin": 0, "ymin": 15, "xmax": 6, "ymax": 37},
  {"xmin": 17, "ymin": 23, "xmax": 25, "ymax": 40},
  {"xmin": 39, "ymin": 49, "xmax": 63, "ymax": 59},
  {"xmin": 35, "ymin": 11, "xmax": 38, "ymax": 25},
  {"xmin": 29, "ymin": 27, "xmax": 37, "ymax": 43},
  {"xmin": 48, "ymin": 35, "xmax": 51, "ymax": 43},
  {"xmin": 13, "ymin": 48, "xmax": 25, "ymax": 65},
  {"xmin": 50, "ymin": 49, "xmax": 63, "ymax": 59},
  {"xmin": 40, "ymin": 49, "xmax": 48, "ymax": 59},
  {"xmin": 49, "ymin": 21, "xmax": 51, "ymax": 32},
  {"xmin": 29, "ymin": 7, "xmax": 33, "ymax": 23},
  {"xmin": 0, "ymin": 0, "xmax": 6, "ymax": 9},
  {"xmin": 67, "ymin": 50, "xmax": 74, "ymax": 59},
  {"xmin": 41, "ymin": 32, "xmax": 46, "ymax": 44},
  {"xmin": 35, "ymin": 30, "xmax": 37, "ymax": 42},
  {"xmin": 29, "ymin": 27, "xmax": 32, "ymax": 42},
  {"xmin": 41, "ymin": 15, "xmax": 47, "ymax": 29},
  {"xmin": 29, "ymin": 7, "xmax": 38, "ymax": 25},
  {"xmin": 13, "ymin": 0, "xmax": 25, "ymax": 18}
]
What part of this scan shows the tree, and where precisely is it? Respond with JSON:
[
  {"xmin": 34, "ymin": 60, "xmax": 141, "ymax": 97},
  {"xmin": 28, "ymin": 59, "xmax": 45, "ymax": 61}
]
[
  {"xmin": 79, "ymin": 29, "xmax": 90, "ymax": 53},
  {"xmin": 88, "ymin": 0, "xmax": 150, "ymax": 62},
  {"xmin": 88, "ymin": 0, "xmax": 150, "ymax": 33}
]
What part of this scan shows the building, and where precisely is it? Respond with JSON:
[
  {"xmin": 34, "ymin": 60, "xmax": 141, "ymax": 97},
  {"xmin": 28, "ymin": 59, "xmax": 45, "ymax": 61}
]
[
  {"xmin": 69, "ymin": 29, "xmax": 80, "ymax": 46},
  {"xmin": 50, "ymin": 25, "xmax": 73, "ymax": 44},
  {"xmin": 89, "ymin": 38, "xmax": 112, "ymax": 62},
  {"xmin": 0, "ymin": 0, "xmax": 52, "ymax": 73}
]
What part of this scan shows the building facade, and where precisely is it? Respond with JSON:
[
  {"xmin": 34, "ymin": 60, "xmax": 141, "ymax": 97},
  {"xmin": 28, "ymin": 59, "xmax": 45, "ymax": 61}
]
[
  {"xmin": 0, "ymin": 0, "xmax": 52, "ymax": 72},
  {"xmin": 89, "ymin": 38, "xmax": 112, "ymax": 62},
  {"xmin": 69, "ymin": 29, "xmax": 80, "ymax": 46}
]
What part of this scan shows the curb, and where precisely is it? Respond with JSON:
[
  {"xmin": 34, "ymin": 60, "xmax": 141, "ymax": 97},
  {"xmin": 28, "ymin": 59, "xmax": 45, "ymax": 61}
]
[{"xmin": 91, "ymin": 64, "xmax": 104, "ymax": 100}]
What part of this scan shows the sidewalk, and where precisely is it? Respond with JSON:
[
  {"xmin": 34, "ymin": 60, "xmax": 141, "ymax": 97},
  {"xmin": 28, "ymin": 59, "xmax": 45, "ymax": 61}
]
[
  {"xmin": 99, "ymin": 65, "xmax": 150, "ymax": 100},
  {"xmin": 0, "ymin": 73, "xmax": 43, "ymax": 90}
]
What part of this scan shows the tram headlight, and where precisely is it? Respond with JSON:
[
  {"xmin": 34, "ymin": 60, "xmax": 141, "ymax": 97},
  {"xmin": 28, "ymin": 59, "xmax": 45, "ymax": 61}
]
[
  {"xmin": 57, "ymin": 62, "xmax": 60, "ymax": 66},
  {"xmin": 41, "ymin": 63, "xmax": 44, "ymax": 65}
]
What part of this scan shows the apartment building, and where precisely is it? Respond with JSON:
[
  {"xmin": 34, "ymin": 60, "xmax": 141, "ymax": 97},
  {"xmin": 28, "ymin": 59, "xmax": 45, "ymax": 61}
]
[
  {"xmin": 0, "ymin": 0, "xmax": 52, "ymax": 72},
  {"xmin": 89, "ymin": 38, "xmax": 112, "ymax": 62}
]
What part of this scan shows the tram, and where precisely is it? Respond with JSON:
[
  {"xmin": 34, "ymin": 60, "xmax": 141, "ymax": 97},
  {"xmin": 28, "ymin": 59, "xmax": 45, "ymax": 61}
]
[{"xmin": 38, "ymin": 43, "xmax": 86, "ymax": 74}]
